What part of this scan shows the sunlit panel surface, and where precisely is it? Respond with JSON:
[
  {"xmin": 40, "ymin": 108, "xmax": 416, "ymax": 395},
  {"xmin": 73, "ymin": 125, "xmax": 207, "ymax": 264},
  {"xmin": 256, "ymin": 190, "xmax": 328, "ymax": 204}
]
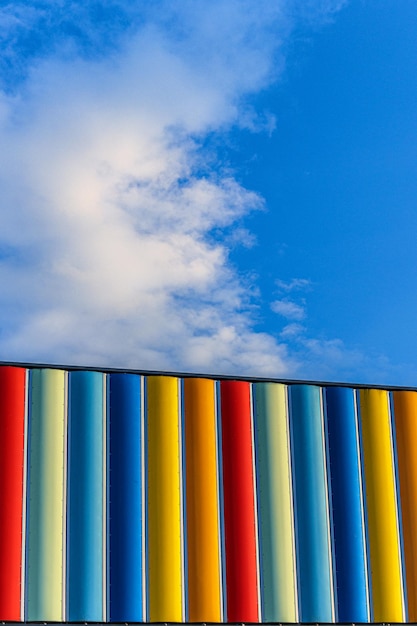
[{"xmin": 0, "ymin": 363, "xmax": 415, "ymax": 623}]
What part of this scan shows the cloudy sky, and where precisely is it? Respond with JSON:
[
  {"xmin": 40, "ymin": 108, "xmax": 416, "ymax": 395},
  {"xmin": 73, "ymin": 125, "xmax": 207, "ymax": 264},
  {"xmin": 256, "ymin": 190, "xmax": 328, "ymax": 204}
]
[{"xmin": 0, "ymin": 0, "xmax": 416, "ymax": 384}]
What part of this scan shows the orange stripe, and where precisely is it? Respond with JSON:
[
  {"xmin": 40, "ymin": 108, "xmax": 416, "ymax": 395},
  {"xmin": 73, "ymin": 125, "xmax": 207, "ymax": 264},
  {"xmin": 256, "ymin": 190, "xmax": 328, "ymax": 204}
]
[
  {"xmin": 393, "ymin": 390, "xmax": 417, "ymax": 621},
  {"xmin": 184, "ymin": 378, "xmax": 221, "ymax": 622}
]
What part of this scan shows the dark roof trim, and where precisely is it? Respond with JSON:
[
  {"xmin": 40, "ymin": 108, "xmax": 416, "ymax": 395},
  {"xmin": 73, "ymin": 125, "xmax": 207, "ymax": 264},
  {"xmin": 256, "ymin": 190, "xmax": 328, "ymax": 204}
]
[{"xmin": 0, "ymin": 360, "xmax": 416, "ymax": 392}]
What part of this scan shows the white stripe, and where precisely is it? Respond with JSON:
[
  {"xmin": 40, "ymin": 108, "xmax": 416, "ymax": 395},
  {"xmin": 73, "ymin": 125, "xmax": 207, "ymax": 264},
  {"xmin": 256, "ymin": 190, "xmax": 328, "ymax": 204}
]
[
  {"xmin": 320, "ymin": 387, "xmax": 335, "ymax": 623},
  {"xmin": 141, "ymin": 375, "xmax": 147, "ymax": 621},
  {"xmin": 102, "ymin": 373, "xmax": 107, "ymax": 622},
  {"xmin": 20, "ymin": 368, "xmax": 29, "ymax": 621},
  {"xmin": 388, "ymin": 391, "xmax": 406, "ymax": 618},
  {"xmin": 214, "ymin": 381, "xmax": 224, "ymax": 622},
  {"xmin": 285, "ymin": 384, "xmax": 299, "ymax": 623},
  {"xmin": 353, "ymin": 389, "xmax": 371, "ymax": 622},
  {"xmin": 249, "ymin": 382, "xmax": 262, "ymax": 621},
  {"xmin": 62, "ymin": 371, "xmax": 69, "ymax": 621}
]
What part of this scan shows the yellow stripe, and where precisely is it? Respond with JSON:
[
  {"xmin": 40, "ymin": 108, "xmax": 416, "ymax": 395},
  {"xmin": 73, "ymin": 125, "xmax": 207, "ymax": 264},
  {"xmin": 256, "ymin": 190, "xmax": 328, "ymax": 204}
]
[
  {"xmin": 184, "ymin": 378, "xmax": 221, "ymax": 621},
  {"xmin": 147, "ymin": 376, "xmax": 183, "ymax": 621},
  {"xmin": 359, "ymin": 389, "xmax": 404, "ymax": 621}
]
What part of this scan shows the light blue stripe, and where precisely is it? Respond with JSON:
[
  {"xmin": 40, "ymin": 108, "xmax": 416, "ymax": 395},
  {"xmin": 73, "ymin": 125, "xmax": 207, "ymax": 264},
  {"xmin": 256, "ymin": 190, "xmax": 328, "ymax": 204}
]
[
  {"xmin": 290, "ymin": 385, "xmax": 333, "ymax": 622},
  {"xmin": 67, "ymin": 371, "xmax": 104, "ymax": 621}
]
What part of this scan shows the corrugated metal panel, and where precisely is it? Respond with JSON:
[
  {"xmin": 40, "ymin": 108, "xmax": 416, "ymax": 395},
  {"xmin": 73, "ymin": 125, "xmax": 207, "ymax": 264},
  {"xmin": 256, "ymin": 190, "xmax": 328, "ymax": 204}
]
[
  {"xmin": 0, "ymin": 366, "xmax": 26, "ymax": 621},
  {"xmin": 253, "ymin": 383, "xmax": 297, "ymax": 623},
  {"xmin": 183, "ymin": 378, "xmax": 222, "ymax": 622},
  {"xmin": 67, "ymin": 371, "xmax": 104, "ymax": 621},
  {"xmin": 26, "ymin": 369, "xmax": 66, "ymax": 622},
  {"xmin": 325, "ymin": 386, "xmax": 369, "ymax": 622},
  {"xmin": 147, "ymin": 376, "xmax": 183, "ymax": 622},
  {"xmin": 289, "ymin": 385, "xmax": 334, "ymax": 623},
  {"xmin": 359, "ymin": 389, "xmax": 404, "ymax": 622},
  {"xmin": 108, "ymin": 373, "xmax": 144, "ymax": 622},
  {"xmin": 393, "ymin": 390, "xmax": 417, "ymax": 622},
  {"xmin": 1, "ymin": 363, "xmax": 417, "ymax": 622},
  {"xmin": 220, "ymin": 380, "xmax": 259, "ymax": 623}
]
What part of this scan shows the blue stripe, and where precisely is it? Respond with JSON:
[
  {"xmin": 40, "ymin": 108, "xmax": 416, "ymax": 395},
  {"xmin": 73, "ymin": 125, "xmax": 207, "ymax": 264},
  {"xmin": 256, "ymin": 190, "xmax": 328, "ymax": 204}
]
[
  {"xmin": 68, "ymin": 371, "xmax": 104, "ymax": 621},
  {"xmin": 109, "ymin": 374, "xmax": 143, "ymax": 622},
  {"xmin": 289, "ymin": 385, "xmax": 333, "ymax": 622},
  {"xmin": 215, "ymin": 380, "xmax": 227, "ymax": 621},
  {"xmin": 325, "ymin": 387, "xmax": 369, "ymax": 622}
]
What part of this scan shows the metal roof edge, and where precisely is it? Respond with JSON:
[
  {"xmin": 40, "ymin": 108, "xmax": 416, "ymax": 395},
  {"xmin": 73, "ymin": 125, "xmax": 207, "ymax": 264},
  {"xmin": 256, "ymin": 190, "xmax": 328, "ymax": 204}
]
[{"xmin": 0, "ymin": 360, "xmax": 415, "ymax": 392}]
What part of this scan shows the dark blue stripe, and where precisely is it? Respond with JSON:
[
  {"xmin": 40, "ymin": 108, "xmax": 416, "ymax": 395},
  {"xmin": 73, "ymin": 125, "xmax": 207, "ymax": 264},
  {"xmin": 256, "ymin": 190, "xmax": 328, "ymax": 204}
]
[
  {"xmin": 325, "ymin": 386, "xmax": 369, "ymax": 622},
  {"xmin": 68, "ymin": 371, "xmax": 104, "ymax": 621},
  {"xmin": 109, "ymin": 374, "xmax": 143, "ymax": 621},
  {"xmin": 290, "ymin": 385, "xmax": 333, "ymax": 622}
]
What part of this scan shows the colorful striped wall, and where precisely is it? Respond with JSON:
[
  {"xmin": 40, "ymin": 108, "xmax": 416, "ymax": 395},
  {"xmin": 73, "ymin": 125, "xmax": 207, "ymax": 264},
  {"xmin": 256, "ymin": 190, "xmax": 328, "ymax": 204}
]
[{"xmin": 0, "ymin": 364, "xmax": 416, "ymax": 622}]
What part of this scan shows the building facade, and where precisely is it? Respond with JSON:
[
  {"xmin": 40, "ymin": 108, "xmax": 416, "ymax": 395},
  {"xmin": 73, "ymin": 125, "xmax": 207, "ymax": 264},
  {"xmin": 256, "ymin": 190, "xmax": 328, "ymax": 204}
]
[{"xmin": 0, "ymin": 363, "xmax": 415, "ymax": 623}]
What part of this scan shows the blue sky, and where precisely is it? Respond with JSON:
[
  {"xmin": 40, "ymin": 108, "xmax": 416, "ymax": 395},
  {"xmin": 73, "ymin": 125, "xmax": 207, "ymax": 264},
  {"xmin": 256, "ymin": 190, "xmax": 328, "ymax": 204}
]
[{"xmin": 0, "ymin": 0, "xmax": 416, "ymax": 384}]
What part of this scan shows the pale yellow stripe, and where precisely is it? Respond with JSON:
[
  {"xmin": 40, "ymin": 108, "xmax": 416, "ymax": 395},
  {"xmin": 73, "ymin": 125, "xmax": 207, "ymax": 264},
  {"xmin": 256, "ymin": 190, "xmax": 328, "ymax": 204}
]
[
  {"xmin": 27, "ymin": 369, "xmax": 66, "ymax": 621},
  {"xmin": 147, "ymin": 376, "xmax": 183, "ymax": 622},
  {"xmin": 360, "ymin": 389, "xmax": 404, "ymax": 622},
  {"xmin": 261, "ymin": 383, "xmax": 297, "ymax": 621}
]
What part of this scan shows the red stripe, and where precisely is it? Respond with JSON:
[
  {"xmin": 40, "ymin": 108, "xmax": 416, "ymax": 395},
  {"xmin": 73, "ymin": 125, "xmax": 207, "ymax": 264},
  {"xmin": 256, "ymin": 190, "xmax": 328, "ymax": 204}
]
[
  {"xmin": 0, "ymin": 366, "xmax": 26, "ymax": 621},
  {"xmin": 220, "ymin": 380, "xmax": 259, "ymax": 622}
]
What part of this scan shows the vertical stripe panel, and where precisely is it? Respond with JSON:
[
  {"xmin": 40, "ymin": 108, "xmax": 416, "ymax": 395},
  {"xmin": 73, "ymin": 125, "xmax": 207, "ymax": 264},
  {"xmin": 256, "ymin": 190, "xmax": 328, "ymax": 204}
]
[
  {"xmin": 67, "ymin": 371, "xmax": 104, "ymax": 621},
  {"xmin": 359, "ymin": 388, "xmax": 404, "ymax": 622},
  {"xmin": 253, "ymin": 382, "xmax": 297, "ymax": 623},
  {"xmin": 108, "ymin": 374, "xmax": 143, "ymax": 622},
  {"xmin": 220, "ymin": 380, "xmax": 259, "ymax": 622},
  {"xmin": 392, "ymin": 390, "xmax": 417, "ymax": 621},
  {"xmin": 147, "ymin": 376, "xmax": 183, "ymax": 622},
  {"xmin": 290, "ymin": 384, "xmax": 333, "ymax": 623},
  {"xmin": 183, "ymin": 378, "xmax": 222, "ymax": 622},
  {"xmin": 325, "ymin": 387, "xmax": 369, "ymax": 622},
  {"xmin": 26, "ymin": 369, "xmax": 66, "ymax": 622},
  {"xmin": 0, "ymin": 366, "xmax": 26, "ymax": 621}
]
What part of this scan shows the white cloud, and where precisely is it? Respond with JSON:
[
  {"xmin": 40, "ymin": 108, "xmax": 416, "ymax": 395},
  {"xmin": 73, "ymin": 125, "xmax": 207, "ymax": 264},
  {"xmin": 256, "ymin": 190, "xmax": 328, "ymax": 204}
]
[
  {"xmin": 280, "ymin": 323, "xmax": 306, "ymax": 338},
  {"xmin": 286, "ymin": 334, "xmax": 400, "ymax": 385},
  {"xmin": 0, "ymin": 0, "xmax": 348, "ymax": 376},
  {"xmin": 289, "ymin": 0, "xmax": 348, "ymax": 24},
  {"xmin": 271, "ymin": 299, "xmax": 306, "ymax": 321},
  {"xmin": 275, "ymin": 278, "xmax": 312, "ymax": 292}
]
